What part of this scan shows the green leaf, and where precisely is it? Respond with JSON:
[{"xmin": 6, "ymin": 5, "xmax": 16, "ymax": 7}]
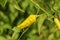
[
  {"xmin": 27, "ymin": 0, "xmax": 38, "ymax": 14},
  {"xmin": 27, "ymin": 34, "xmax": 40, "ymax": 40},
  {"xmin": 0, "ymin": 0, "xmax": 7, "ymax": 7},
  {"xmin": 48, "ymin": 34, "xmax": 54, "ymax": 40},
  {"xmin": 0, "ymin": 36, "xmax": 7, "ymax": 40},
  {"xmin": 44, "ymin": 20, "xmax": 55, "ymax": 27},
  {"xmin": 53, "ymin": 0, "xmax": 60, "ymax": 11},
  {"xmin": 9, "ymin": 4, "xmax": 16, "ymax": 13},
  {"xmin": 37, "ymin": 13, "xmax": 47, "ymax": 34},
  {"xmin": 9, "ymin": 12, "xmax": 18, "ymax": 23},
  {"xmin": 12, "ymin": 27, "xmax": 20, "ymax": 40},
  {"xmin": 0, "ymin": 11, "xmax": 9, "ymax": 23},
  {"xmin": 55, "ymin": 30, "xmax": 60, "ymax": 38},
  {"xmin": 1, "ymin": 24, "xmax": 11, "ymax": 29},
  {"xmin": 21, "ymin": 0, "xmax": 29, "ymax": 10},
  {"xmin": 26, "ymin": 3, "xmax": 37, "ymax": 14},
  {"xmin": 6, "ymin": 35, "xmax": 11, "ymax": 40},
  {"xmin": 9, "ymin": 0, "xmax": 24, "ymax": 12},
  {"xmin": 0, "ymin": 24, "xmax": 12, "ymax": 35}
]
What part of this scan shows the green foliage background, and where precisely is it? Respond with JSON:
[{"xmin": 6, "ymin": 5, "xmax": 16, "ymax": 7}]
[{"xmin": 0, "ymin": 0, "xmax": 60, "ymax": 40}]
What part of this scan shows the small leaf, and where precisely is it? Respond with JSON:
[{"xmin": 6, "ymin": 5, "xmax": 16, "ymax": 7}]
[
  {"xmin": 9, "ymin": 12, "xmax": 18, "ymax": 23},
  {"xmin": 9, "ymin": 0, "xmax": 24, "ymax": 12},
  {"xmin": 21, "ymin": 0, "xmax": 29, "ymax": 10},
  {"xmin": 12, "ymin": 27, "xmax": 20, "ymax": 40},
  {"xmin": 48, "ymin": 34, "xmax": 54, "ymax": 40},
  {"xmin": 44, "ymin": 20, "xmax": 55, "ymax": 27},
  {"xmin": 53, "ymin": 0, "xmax": 60, "ymax": 11},
  {"xmin": 0, "ymin": 11, "xmax": 9, "ymax": 23},
  {"xmin": 0, "ymin": 0, "xmax": 7, "ymax": 7},
  {"xmin": 27, "ymin": 34, "xmax": 40, "ymax": 40},
  {"xmin": 37, "ymin": 13, "xmax": 47, "ymax": 34},
  {"xmin": 0, "ymin": 36, "xmax": 7, "ymax": 40}
]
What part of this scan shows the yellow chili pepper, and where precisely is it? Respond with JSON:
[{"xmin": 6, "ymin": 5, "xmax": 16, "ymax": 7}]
[
  {"xmin": 54, "ymin": 18, "xmax": 60, "ymax": 29},
  {"xmin": 17, "ymin": 14, "xmax": 37, "ymax": 29}
]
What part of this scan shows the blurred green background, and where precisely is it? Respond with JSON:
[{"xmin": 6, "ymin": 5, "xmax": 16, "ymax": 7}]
[{"xmin": 0, "ymin": 0, "xmax": 60, "ymax": 40}]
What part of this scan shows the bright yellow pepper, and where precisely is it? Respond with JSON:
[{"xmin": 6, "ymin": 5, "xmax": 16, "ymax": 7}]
[
  {"xmin": 17, "ymin": 14, "xmax": 37, "ymax": 29},
  {"xmin": 54, "ymin": 18, "xmax": 60, "ymax": 29}
]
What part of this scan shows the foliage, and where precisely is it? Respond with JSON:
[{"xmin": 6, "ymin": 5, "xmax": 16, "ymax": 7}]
[{"xmin": 0, "ymin": 0, "xmax": 60, "ymax": 40}]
